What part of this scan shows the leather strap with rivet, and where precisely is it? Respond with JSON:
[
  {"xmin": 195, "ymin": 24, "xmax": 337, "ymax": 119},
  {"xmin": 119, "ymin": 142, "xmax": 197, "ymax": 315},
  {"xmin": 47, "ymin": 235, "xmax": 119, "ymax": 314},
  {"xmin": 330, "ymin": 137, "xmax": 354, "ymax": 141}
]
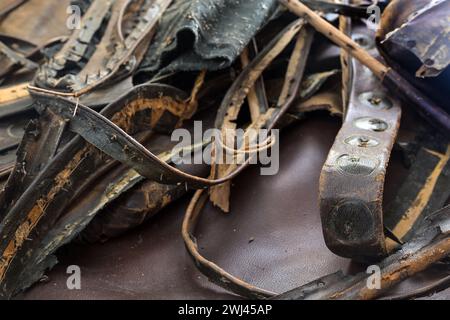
[{"xmin": 319, "ymin": 25, "xmax": 402, "ymax": 261}]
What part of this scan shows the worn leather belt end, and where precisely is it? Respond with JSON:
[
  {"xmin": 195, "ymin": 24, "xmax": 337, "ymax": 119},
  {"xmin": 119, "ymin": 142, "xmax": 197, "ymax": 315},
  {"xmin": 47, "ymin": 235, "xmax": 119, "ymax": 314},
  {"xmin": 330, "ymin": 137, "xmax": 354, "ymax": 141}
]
[{"xmin": 319, "ymin": 26, "xmax": 402, "ymax": 262}]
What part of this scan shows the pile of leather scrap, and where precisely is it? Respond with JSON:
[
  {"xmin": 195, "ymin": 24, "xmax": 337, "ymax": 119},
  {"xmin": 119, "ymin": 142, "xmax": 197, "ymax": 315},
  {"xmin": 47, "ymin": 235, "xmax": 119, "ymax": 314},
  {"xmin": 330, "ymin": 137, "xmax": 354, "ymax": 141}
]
[{"xmin": 0, "ymin": 0, "xmax": 449, "ymax": 300}]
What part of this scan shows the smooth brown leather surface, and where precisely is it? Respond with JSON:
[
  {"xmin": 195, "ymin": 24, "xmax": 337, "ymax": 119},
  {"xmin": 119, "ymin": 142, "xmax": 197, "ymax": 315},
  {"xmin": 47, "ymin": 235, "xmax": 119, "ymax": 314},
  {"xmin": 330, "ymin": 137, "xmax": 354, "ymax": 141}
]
[{"xmin": 20, "ymin": 114, "xmax": 449, "ymax": 300}]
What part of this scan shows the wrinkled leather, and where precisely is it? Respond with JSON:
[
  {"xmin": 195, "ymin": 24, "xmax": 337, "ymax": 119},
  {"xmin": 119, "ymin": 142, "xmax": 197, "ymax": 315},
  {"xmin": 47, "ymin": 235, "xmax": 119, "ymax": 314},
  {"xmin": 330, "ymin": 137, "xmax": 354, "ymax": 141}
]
[
  {"xmin": 138, "ymin": 0, "xmax": 278, "ymax": 74},
  {"xmin": 377, "ymin": 0, "xmax": 450, "ymax": 113},
  {"xmin": 20, "ymin": 113, "xmax": 450, "ymax": 299}
]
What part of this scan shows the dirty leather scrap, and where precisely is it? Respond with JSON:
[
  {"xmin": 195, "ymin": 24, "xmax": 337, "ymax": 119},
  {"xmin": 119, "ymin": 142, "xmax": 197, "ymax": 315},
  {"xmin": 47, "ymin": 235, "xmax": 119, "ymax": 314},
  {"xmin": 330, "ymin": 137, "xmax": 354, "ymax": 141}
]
[
  {"xmin": 380, "ymin": 0, "xmax": 450, "ymax": 78},
  {"xmin": 377, "ymin": 0, "xmax": 450, "ymax": 113},
  {"xmin": 138, "ymin": 0, "xmax": 279, "ymax": 74},
  {"xmin": 384, "ymin": 130, "xmax": 450, "ymax": 244}
]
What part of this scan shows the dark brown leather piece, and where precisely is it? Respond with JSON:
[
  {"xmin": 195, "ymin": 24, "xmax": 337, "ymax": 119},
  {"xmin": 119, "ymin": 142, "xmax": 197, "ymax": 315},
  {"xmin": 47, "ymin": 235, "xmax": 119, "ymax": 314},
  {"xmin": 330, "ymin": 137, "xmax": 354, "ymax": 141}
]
[
  {"xmin": 20, "ymin": 115, "xmax": 344, "ymax": 299},
  {"xmin": 34, "ymin": 0, "xmax": 171, "ymax": 96},
  {"xmin": 20, "ymin": 115, "xmax": 449, "ymax": 300},
  {"xmin": 0, "ymin": 0, "xmax": 446, "ymax": 301},
  {"xmin": 319, "ymin": 27, "xmax": 402, "ymax": 261},
  {"xmin": 376, "ymin": 0, "xmax": 450, "ymax": 123},
  {"xmin": 0, "ymin": 0, "xmax": 70, "ymax": 46}
]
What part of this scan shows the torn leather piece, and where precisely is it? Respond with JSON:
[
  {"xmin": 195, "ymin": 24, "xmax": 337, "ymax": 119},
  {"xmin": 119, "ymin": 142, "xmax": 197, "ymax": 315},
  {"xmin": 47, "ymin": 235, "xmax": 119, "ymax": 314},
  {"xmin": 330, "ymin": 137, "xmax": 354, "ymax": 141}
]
[
  {"xmin": 289, "ymin": 75, "xmax": 343, "ymax": 118},
  {"xmin": 0, "ymin": 109, "xmax": 66, "ymax": 217},
  {"xmin": 138, "ymin": 0, "xmax": 279, "ymax": 74},
  {"xmin": 77, "ymin": 129, "xmax": 210, "ymax": 244},
  {"xmin": 75, "ymin": 167, "xmax": 182, "ymax": 244},
  {"xmin": 273, "ymin": 205, "xmax": 450, "ymax": 300},
  {"xmin": 319, "ymin": 25, "xmax": 402, "ymax": 261},
  {"xmin": 31, "ymin": 22, "xmax": 307, "ymax": 191},
  {"xmin": 30, "ymin": 89, "xmax": 216, "ymax": 189},
  {"xmin": 34, "ymin": 0, "xmax": 171, "ymax": 96},
  {"xmin": 265, "ymin": 70, "xmax": 341, "ymax": 116},
  {"xmin": 0, "ymin": 84, "xmax": 194, "ymax": 298},
  {"xmin": 376, "ymin": 0, "xmax": 450, "ymax": 115},
  {"xmin": 83, "ymin": 181, "xmax": 187, "ymax": 242},
  {"xmin": 380, "ymin": 0, "xmax": 450, "ymax": 78},
  {"xmin": 138, "ymin": 0, "xmax": 377, "ymax": 75}
]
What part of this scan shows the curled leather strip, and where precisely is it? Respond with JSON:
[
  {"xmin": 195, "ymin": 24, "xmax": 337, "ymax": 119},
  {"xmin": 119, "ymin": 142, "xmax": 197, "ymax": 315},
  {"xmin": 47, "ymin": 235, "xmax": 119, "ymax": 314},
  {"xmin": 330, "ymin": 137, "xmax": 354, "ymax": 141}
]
[
  {"xmin": 138, "ymin": 0, "xmax": 370, "ymax": 75},
  {"xmin": 209, "ymin": 21, "xmax": 312, "ymax": 211},
  {"xmin": 77, "ymin": 132, "xmax": 210, "ymax": 244},
  {"xmin": 29, "ymin": 91, "xmax": 219, "ymax": 189},
  {"xmin": 215, "ymin": 19, "xmax": 306, "ymax": 128},
  {"xmin": 182, "ymin": 22, "xmax": 315, "ymax": 299},
  {"xmin": 43, "ymin": 71, "xmax": 210, "ymax": 245},
  {"xmin": 182, "ymin": 189, "xmax": 276, "ymax": 299},
  {"xmin": 0, "ymin": 83, "xmax": 193, "ymax": 298},
  {"xmin": 29, "ymin": 19, "xmax": 308, "ymax": 191},
  {"xmin": 182, "ymin": 95, "xmax": 347, "ymax": 299}
]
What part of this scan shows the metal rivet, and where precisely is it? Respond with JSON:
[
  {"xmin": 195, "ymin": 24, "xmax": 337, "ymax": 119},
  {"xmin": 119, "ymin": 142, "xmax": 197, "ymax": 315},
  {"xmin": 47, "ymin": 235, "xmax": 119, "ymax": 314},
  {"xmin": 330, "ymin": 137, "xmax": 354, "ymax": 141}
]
[
  {"xmin": 329, "ymin": 200, "xmax": 374, "ymax": 243},
  {"xmin": 337, "ymin": 154, "xmax": 379, "ymax": 176},
  {"xmin": 358, "ymin": 92, "xmax": 392, "ymax": 110},
  {"xmin": 352, "ymin": 34, "xmax": 374, "ymax": 50},
  {"xmin": 354, "ymin": 117, "xmax": 388, "ymax": 132},
  {"xmin": 424, "ymin": 58, "xmax": 435, "ymax": 66},
  {"xmin": 344, "ymin": 135, "xmax": 379, "ymax": 147}
]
